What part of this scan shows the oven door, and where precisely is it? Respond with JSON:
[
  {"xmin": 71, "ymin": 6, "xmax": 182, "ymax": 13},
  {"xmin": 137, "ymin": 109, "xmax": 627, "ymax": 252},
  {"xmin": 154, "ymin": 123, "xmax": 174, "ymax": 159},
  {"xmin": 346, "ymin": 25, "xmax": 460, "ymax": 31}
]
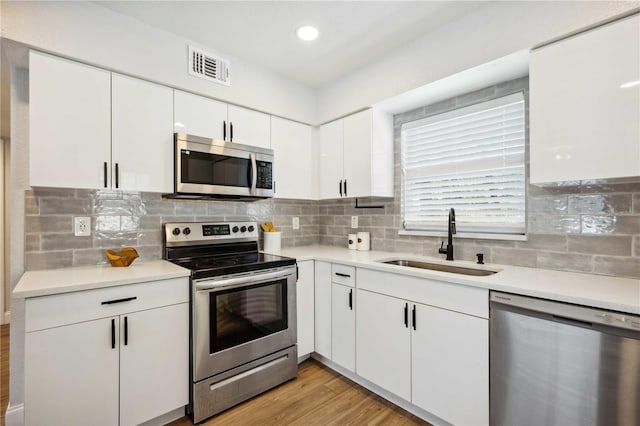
[
  {"xmin": 193, "ymin": 266, "xmax": 297, "ymax": 381},
  {"xmin": 176, "ymin": 137, "xmax": 274, "ymax": 198}
]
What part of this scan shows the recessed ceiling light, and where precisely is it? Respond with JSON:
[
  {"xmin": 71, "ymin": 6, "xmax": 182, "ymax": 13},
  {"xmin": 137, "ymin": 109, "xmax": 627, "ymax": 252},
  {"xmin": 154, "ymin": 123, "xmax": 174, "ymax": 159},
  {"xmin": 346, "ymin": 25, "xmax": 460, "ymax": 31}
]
[{"xmin": 296, "ymin": 25, "xmax": 319, "ymax": 41}]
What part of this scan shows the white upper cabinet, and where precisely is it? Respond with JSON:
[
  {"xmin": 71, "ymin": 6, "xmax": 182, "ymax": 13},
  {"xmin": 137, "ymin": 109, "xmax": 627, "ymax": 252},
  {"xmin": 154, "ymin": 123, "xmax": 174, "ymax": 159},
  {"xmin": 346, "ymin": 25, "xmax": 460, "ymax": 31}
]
[
  {"xmin": 530, "ymin": 14, "xmax": 640, "ymax": 184},
  {"xmin": 29, "ymin": 51, "xmax": 112, "ymax": 190},
  {"xmin": 174, "ymin": 90, "xmax": 227, "ymax": 140},
  {"xmin": 112, "ymin": 74, "xmax": 174, "ymax": 193},
  {"xmin": 271, "ymin": 117, "xmax": 316, "ymax": 199},
  {"xmin": 174, "ymin": 90, "xmax": 271, "ymax": 148},
  {"xmin": 227, "ymin": 104, "xmax": 271, "ymax": 148},
  {"xmin": 318, "ymin": 108, "xmax": 393, "ymax": 199}
]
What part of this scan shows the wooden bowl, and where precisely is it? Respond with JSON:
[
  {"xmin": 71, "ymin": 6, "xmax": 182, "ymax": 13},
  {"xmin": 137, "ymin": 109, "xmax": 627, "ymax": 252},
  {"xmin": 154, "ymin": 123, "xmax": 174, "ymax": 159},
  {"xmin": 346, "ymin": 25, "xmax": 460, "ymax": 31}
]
[{"xmin": 106, "ymin": 247, "xmax": 139, "ymax": 267}]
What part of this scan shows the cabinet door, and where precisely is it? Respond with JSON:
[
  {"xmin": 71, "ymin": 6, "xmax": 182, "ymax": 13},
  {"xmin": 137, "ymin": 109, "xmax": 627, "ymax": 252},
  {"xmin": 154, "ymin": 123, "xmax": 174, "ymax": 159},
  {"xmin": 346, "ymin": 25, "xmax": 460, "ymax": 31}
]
[
  {"xmin": 530, "ymin": 15, "xmax": 640, "ymax": 183},
  {"xmin": 411, "ymin": 303, "xmax": 488, "ymax": 426},
  {"xmin": 271, "ymin": 117, "xmax": 316, "ymax": 199},
  {"xmin": 174, "ymin": 90, "xmax": 228, "ymax": 140},
  {"xmin": 112, "ymin": 74, "xmax": 174, "ymax": 193},
  {"xmin": 356, "ymin": 289, "xmax": 411, "ymax": 401},
  {"xmin": 314, "ymin": 261, "xmax": 332, "ymax": 358},
  {"xmin": 331, "ymin": 283, "xmax": 355, "ymax": 372},
  {"xmin": 29, "ymin": 51, "xmax": 111, "ymax": 189},
  {"xmin": 120, "ymin": 303, "xmax": 189, "ymax": 425},
  {"xmin": 343, "ymin": 109, "xmax": 372, "ymax": 198},
  {"xmin": 25, "ymin": 317, "xmax": 119, "ymax": 426},
  {"xmin": 296, "ymin": 260, "xmax": 315, "ymax": 357},
  {"xmin": 318, "ymin": 119, "xmax": 344, "ymax": 199},
  {"xmin": 227, "ymin": 104, "xmax": 271, "ymax": 148}
]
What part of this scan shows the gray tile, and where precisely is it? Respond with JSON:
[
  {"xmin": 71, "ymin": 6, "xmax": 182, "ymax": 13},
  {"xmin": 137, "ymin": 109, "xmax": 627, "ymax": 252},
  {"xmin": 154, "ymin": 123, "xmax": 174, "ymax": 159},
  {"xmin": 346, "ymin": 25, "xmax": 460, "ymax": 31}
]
[
  {"xmin": 33, "ymin": 188, "xmax": 75, "ymax": 198},
  {"xmin": 517, "ymin": 234, "xmax": 567, "ymax": 251},
  {"xmin": 634, "ymin": 193, "xmax": 640, "ymax": 214},
  {"xmin": 145, "ymin": 200, "xmax": 176, "ymax": 215},
  {"xmin": 175, "ymin": 201, "xmax": 208, "ymax": 216},
  {"xmin": 41, "ymin": 234, "xmax": 93, "ymax": 251},
  {"xmin": 135, "ymin": 245, "xmax": 162, "ymax": 261},
  {"xmin": 528, "ymin": 215, "xmax": 581, "ymax": 234},
  {"xmin": 25, "ymin": 216, "xmax": 73, "ymax": 233},
  {"xmin": 495, "ymin": 77, "xmax": 528, "ymax": 96},
  {"xmin": 527, "ymin": 196, "xmax": 568, "ymax": 213},
  {"xmin": 26, "ymin": 251, "xmax": 73, "ymax": 270},
  {"xmin": 635, "ymin": 236, "xmax": 640, "ymax": 257},
  {"xmin": 73, "ymin": 248, "xmax": 110, "ymax": 266},
  {"xmin": 581, "ymin": 216, "xmax": 640, "ymax": 235},
  {"xmin": 492, "ymin": 248, "xmax": 537, "ymax": 268},
  {"xmin": 25, "ymin": 197, "xmax": 39, "ymax": 215},
  {"xmin": 39, "ymin": 198, "xmax": 91, "ymax": 215},
  {"xmin": 456, "ymin": 86, "xmax": 496, "ymax": 107},
  {"xmin": 593, "ymin": 256, "xmax": 640, "ymax": 279},
  {"xmin": 93, "ymin": 233, "xmax": 138, "ymax": 249},
  {"xmin": 537, "ymin": 252, "xmax": 593, "ymax": 274},
  {"xmin": 208, "ymin": 202, "xmax": 238, "ymax": 216},
  {"xmin": 138, "ymin": 231, "xmax": 162, "ymax": 246},
  {"xmin": 568, "ymin": 235, "xmax": 632, "ymax": 256},
  {"xmin": 25, "ymin": 235, "xmax": 40, "ymax": 252},
  {"xmin": 455, "ymin": 243, "xmax": 493, "ymax": 263},
  {"xmin": 423, "ymin": 98, "xmax": 458, "ymax": 117},
  {"xmin": 568, "ymin": 194, "xmax": 632, "ymax": 214}
]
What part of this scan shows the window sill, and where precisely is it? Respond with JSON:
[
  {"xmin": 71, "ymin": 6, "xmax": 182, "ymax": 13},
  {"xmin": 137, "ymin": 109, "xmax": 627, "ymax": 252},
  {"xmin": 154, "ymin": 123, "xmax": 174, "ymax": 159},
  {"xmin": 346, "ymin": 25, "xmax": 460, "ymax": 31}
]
[{"xmin": 398, "ymin": 230, "xmax": 527, "ymax": 242}]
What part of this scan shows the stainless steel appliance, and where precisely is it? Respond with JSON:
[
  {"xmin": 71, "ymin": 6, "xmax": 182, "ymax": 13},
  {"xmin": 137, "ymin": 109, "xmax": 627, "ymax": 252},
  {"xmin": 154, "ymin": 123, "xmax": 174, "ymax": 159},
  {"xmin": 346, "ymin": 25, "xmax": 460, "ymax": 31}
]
[
  {"xmin": 170, "ymin": 133, "xmax": 274, "ymax": 199},
  {"xmin": 164, "ymin": 221, "xmax": 297, "ymax": 423},
  {"xmin": 490, "ymin": 292, "xmax": 640, "ymax": 426}
]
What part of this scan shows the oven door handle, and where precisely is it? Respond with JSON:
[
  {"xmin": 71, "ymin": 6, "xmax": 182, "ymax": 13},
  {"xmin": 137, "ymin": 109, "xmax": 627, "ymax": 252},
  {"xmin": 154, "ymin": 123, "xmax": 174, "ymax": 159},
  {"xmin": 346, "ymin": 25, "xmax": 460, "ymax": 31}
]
[{"xmin": 195, "ymin": 268, "xmax": 293, "ymax": 292}]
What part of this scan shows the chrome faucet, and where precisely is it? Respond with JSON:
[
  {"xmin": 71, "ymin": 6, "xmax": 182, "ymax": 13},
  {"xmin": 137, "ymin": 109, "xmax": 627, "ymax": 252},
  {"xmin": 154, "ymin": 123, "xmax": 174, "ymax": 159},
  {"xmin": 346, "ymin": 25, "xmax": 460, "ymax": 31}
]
[{"xmin": 438, "ymin": 208, "xmax": 456, "ymax": 261}]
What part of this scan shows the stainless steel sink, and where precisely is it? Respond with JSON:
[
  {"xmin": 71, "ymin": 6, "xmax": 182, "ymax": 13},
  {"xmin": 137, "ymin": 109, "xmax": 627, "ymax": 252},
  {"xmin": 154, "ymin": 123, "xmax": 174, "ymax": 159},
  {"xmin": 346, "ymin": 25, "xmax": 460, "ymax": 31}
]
[{"xmin": 380, "ymin": 259, "xmax": 498, "ymax": 276}]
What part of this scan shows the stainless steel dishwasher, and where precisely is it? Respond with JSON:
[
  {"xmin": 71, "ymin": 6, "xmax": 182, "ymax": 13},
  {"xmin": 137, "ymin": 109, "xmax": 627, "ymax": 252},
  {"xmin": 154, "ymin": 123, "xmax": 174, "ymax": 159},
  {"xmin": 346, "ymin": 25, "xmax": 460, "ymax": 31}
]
[{"xmin": 490, "ymin": 291, "xmax": 640, "ymax": 426}]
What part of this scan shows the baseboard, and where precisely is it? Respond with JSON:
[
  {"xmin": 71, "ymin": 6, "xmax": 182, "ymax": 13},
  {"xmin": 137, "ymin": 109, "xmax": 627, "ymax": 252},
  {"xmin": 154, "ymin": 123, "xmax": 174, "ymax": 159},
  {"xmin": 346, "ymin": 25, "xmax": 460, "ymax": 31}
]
[
  {"xmin": 310, "ymin": 353, "xmax": 448, "ymax": 426},
  {"xmin": 297, "ymin": 353, "xmax": 311, "ymax": 364},
  {"xmin": 139, "ymin": 406, "xmax": 185, "ymax": 426},
  {"xmin": 5, "ymin": 403, "xmax": 24, "ymax": 426}
]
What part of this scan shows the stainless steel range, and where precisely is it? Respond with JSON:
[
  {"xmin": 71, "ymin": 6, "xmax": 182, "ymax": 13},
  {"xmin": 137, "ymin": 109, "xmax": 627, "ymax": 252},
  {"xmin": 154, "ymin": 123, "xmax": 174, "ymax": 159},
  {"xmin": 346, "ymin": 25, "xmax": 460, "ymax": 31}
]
[{"xmin": 163, "ymin": 221, "xmax": 298, "ymax": 423}]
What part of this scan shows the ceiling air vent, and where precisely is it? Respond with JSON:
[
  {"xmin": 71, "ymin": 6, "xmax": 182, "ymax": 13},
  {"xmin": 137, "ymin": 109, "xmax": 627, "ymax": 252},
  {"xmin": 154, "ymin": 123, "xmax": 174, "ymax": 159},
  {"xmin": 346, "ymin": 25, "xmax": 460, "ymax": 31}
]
[{"xmin": 188, "ymin": 46, "xmax": 231, "ymax": 86}]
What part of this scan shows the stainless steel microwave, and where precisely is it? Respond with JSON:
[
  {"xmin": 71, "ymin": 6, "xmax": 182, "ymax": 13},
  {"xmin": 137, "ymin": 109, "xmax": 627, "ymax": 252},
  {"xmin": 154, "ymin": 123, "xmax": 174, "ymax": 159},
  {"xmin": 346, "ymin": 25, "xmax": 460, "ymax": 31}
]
[{"xmin": 172, "ymin": 133, "xmax": 274, "ymax": 199}]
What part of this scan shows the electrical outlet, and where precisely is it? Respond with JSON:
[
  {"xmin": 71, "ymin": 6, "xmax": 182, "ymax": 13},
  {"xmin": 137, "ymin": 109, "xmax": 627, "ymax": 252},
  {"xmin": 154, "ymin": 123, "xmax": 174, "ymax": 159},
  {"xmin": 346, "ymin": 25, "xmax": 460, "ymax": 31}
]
[
  {"xmin": 351, "ymin": 216, "xmax": 358, "ymax": 229},
  {"xmin": 292, "ymin": 217, "xmax": 300, "ymax": 230},
  {"xmin": 74, "ymin": 217, "xmax": 91, "ymax": 237}
]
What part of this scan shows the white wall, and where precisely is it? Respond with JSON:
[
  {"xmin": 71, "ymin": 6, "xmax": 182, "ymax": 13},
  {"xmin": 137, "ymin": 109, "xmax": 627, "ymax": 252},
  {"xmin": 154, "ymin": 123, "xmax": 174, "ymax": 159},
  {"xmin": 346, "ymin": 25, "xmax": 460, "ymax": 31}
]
[
  {"xmin": 316, "ymin": 1, "xmax": 640, "ymax": 123},
  {"xmin": 0, "ymin": 1, "xmax": 317, "ymax": 124}
]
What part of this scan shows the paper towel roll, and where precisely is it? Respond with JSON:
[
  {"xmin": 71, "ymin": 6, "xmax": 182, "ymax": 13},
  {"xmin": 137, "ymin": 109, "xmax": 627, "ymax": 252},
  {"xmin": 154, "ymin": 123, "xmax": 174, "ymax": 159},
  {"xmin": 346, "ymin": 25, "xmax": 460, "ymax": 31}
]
[
  {"xmin": 348, "ymin": 234, "xmax": 357, "ymax": 250},
  {"xmin": 357, "ymin": 232, "xmax": 370, "ymax": 251}
]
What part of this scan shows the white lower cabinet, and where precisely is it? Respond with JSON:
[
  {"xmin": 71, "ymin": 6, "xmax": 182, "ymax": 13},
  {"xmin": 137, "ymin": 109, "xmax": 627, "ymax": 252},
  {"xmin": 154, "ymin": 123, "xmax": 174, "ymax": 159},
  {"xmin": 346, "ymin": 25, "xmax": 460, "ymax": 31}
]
[
  {"xmin": 24, "ymin": 278, "xmax": 189, "ymax": 426},
  {"xmin": 314, "ymin": 261, "xmax": 332, "ymax": 358},
  {"xmin": 296, "ymin": 260, "xmax": 315, "ymax": 358},
  {"xmin": 331, "ymin": 282, "xmax": 355, "ymax": 372}
]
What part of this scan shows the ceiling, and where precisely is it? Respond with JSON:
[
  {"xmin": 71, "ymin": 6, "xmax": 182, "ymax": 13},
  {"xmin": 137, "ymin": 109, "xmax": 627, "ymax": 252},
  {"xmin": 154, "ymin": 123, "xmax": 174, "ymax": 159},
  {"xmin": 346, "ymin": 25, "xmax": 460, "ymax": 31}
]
[{"xmin": 95, "ymin": 1, "xmax": 487, "ymax": 87}]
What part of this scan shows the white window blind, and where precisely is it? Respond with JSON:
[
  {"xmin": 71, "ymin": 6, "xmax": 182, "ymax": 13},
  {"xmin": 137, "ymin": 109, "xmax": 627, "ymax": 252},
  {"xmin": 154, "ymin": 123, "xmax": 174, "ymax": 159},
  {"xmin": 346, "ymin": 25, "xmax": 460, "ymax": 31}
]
[{"xmin": 401, "ymin": 92, "xmax": 526, "ymax": 235}]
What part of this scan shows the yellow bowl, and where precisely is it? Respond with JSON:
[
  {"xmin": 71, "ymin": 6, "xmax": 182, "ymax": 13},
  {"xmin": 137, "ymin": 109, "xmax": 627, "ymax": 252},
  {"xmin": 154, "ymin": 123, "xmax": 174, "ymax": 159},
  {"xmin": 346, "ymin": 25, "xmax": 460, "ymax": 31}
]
[{"xmin": 106, "ymin": 247, "xmax": 139, "ymax": 267}]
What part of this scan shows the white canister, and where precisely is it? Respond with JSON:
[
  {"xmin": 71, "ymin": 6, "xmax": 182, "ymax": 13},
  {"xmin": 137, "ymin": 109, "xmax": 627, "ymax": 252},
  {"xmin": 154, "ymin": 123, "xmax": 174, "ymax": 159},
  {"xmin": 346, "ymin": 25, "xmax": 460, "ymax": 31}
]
[
  {"xmin": 263, "ymin": 231, "xmax": 282, "ymax": 252},
  {"xmin": 348, "ymin": 234, "xmax": 357, "ymax": 250},
  {"xmin": 357, "ymin": 232, "xmax": 370, "ymax": 251}
]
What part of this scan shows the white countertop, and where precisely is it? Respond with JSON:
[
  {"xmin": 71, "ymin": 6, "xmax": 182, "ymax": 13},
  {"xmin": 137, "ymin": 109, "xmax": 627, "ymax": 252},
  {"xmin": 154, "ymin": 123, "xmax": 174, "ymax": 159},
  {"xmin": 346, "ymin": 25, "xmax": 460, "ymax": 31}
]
[
  {"xmin": 268, "ymin": 245, "xmax": 640, "ymax": 314},
  {"xmin": 13, "ymin": 260, "xmax": 191, "ymax": 299}
]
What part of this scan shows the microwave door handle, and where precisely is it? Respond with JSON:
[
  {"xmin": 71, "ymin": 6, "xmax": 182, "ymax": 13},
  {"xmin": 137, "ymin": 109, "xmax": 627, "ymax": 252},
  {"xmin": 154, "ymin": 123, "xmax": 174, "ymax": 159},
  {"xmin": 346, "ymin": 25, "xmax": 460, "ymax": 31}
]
[{"xmin": 249, "ymin": 153, "xmax": 257, "ymax": 194}]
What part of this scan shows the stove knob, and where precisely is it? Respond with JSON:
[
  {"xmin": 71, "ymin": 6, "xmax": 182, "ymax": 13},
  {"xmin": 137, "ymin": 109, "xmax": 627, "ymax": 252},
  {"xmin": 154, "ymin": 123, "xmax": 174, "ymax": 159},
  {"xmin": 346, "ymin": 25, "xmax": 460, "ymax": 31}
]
[
  {"xmin": 172, "ymin": 227, "xmax": 180, "ymax": 236},
  {"xmin": 183, "ymin": 227, "xmax": 191, "ymax": 235},
  {"xmin": 240, "ymin": 226, "xmax": 247, "ymax": 233},
  {"xmin": 232, "ymin": 226, "xmax": 239, "ymax": 233},
  {"xmin": 248, "ymin": 225, "xmax": 255, "ymax": 232}
]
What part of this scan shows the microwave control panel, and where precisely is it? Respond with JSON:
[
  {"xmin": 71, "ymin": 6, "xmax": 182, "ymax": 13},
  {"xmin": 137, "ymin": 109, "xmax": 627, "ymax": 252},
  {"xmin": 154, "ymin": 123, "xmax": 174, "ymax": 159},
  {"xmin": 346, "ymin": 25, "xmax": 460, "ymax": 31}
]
[{"xmin": 256, "ymin": 161, "xmax": 273, "ymax": 189}]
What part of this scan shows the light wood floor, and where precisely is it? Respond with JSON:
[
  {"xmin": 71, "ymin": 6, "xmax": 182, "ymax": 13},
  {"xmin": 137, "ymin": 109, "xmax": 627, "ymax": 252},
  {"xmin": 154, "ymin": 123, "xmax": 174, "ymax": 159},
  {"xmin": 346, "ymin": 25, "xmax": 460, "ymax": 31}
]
[{"xmin": 1, "ymin": 324, "xmax": 428, "ymax": 425}]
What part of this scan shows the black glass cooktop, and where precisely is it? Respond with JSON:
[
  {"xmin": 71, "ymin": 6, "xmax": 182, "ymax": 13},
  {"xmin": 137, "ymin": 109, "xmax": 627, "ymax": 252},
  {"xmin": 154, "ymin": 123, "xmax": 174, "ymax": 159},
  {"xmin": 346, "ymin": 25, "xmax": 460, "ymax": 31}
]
[{"xmin": 169, "ymin": 250, "xmax": 296, "ymax": 279}]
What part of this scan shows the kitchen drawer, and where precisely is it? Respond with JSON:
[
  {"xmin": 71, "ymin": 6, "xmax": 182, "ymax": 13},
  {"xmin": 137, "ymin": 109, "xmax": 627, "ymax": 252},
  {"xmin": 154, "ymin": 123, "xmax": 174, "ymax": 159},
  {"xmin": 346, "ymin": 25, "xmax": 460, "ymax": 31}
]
[
  {"xmin": 357, "ymin": 268, "xmax": 488, "ymax": 318},
  {"xmin": 26, "ymin": 277, "xmax": 189, "ymax": 332},
  {"xmin": 331, "ymin": 264, "xmax": 355, "ymax": 287}
]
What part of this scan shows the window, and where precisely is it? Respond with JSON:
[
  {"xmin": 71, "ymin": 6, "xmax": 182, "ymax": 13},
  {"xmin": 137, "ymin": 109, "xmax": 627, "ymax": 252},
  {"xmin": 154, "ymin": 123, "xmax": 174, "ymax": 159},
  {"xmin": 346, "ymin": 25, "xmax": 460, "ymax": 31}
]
[{"xmin": 401, "ymin": 92, "xmax": 526, "ymax": 236}]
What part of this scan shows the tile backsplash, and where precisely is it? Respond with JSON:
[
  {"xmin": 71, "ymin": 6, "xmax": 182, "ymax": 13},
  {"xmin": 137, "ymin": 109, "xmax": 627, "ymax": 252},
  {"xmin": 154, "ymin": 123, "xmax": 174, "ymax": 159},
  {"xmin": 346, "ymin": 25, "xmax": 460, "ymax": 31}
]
[{"xmin": 25, "ymin": 189, "xmax": 318, "ymax": 270}]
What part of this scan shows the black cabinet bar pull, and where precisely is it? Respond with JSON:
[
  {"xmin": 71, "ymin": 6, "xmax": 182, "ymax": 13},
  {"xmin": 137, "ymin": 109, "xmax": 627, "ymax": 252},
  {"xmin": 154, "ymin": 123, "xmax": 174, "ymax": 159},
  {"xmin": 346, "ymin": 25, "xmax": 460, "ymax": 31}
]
[
  {"xmin": 412, "ymin": 305, "xmax": 417, "ymax": 330},
  {"xmin": 404, "ymin": 303, "xmax": 408, "ymax": 328},
  {"xmin": 103, "ymin": 162, "xmax": 108, "ymax": 188},
  {"xmin": 111, "ymin": 318, "xmax": 116, "ymax": 349},
  {"xmin": 348, "ymin": 289, "xmax": 353, "ymax": 310},
  {"xmin": 230, "ymin": 122, "xmax": 233, "ymax": 141},
  {"xmin": 101, "ymin": 296, "xmax": 137, "ymax": 305},
  {"xmin": 124, "ymin": 316, "xmax": 128, "ymax": 346},
  {"xmin": 344, "ymin": 179, "xmax": 348, "ymax": 197},
  {"xmin": 223, "ymin": 120, "xmax": 227, "ymax": 140},
  {"xmin": 339, "ymin": 180, "xmax": 343, "ymax": 197},
  {"xmin": 335, "ymin": 272, "xmax": 351, "ymax": 278},
  {"xmin": 115, "ymin": 163, "xmax": 119, "ymax": 189}
]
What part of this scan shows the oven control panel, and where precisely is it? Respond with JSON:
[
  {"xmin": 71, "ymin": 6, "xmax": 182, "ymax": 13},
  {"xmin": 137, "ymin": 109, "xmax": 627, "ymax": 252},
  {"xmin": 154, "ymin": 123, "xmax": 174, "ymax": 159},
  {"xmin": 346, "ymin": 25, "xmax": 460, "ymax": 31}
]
[{"xmin": 164, "ymin": 221, "xmax": 259, "ymax": 246}]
